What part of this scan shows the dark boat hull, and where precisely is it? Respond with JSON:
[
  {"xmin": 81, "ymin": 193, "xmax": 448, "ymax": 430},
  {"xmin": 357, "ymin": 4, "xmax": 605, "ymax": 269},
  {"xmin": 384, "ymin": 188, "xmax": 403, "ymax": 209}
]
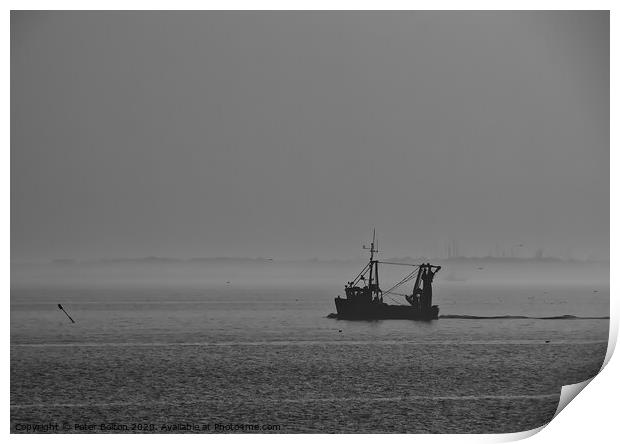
[{"xmin": 334, "ymin": 297, "xmax": 439, "ymax": 320}]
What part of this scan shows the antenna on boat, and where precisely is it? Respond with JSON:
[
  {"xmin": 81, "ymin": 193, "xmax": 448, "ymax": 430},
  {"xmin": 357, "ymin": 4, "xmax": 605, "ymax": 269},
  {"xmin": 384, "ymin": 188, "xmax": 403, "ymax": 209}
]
[
  {"xmin": 362, "ymin": 228, "xmax": 378, "ymax": 260},
  {"xmin": 361, "ymin": 229, "xmax": 381, "ymax": 299},
  {"xmin": 375, "ymin": 231, "xmax": 378, "ymax": 255}
]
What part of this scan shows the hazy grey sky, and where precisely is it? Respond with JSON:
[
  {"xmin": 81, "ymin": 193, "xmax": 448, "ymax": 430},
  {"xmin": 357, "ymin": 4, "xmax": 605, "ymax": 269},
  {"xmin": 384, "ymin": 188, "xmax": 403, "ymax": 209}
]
[{"xmin": 11, "ymin": 11, "xmax": 609, "ymax": 262}]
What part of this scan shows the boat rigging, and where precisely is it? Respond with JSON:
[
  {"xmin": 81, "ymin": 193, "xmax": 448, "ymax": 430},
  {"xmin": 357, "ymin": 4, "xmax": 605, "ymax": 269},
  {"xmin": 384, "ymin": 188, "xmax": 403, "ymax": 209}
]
[{"xmin": 334, "ymin": 230, "xmax": 442, "ymax": 320}]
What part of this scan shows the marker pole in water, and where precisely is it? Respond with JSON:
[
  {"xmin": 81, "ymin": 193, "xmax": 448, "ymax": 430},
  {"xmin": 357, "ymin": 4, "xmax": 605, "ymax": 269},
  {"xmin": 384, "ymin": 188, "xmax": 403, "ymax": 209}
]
[{"xmin": 57, "ymin": 304, "xmax": 75, "ymax": 323}]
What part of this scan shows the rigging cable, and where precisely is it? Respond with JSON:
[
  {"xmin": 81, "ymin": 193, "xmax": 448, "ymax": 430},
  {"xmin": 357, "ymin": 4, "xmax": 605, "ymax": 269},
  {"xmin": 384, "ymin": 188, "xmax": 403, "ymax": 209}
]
[{"xmin": 381, "ymin": 266, "xmax": 419, "ymax": 297}]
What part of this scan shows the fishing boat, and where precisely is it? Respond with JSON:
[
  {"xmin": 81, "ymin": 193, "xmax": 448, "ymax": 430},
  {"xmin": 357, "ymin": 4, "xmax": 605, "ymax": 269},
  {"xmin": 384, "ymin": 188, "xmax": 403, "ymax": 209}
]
[{"xmin": 334, "ymin": 231, "xmax": 441, "ymax": 320}]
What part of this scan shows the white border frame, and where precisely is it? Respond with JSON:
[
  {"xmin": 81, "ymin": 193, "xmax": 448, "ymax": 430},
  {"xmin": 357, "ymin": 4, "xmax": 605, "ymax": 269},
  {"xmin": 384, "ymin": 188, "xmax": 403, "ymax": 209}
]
[{"xmin": 5, "ymin": 3, "xmax": 616, "ymax": 442}]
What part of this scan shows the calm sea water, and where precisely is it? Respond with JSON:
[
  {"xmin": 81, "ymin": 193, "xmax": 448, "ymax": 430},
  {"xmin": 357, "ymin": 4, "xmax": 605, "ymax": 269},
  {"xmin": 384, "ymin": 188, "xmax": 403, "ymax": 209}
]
[{"xmin": 11, "ymin": 280, "xmax": 608, "ymax": 433}]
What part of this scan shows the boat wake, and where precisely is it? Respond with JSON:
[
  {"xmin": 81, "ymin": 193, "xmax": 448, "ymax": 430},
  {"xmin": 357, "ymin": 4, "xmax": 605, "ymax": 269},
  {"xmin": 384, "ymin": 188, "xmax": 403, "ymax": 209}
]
[
  {"xmin": 439, "ymin": 314, "xmax": 609, "ymax": 320},
  {"xmin": 327, "ymin": 313, "xmax": 608, "ymax": 320}
]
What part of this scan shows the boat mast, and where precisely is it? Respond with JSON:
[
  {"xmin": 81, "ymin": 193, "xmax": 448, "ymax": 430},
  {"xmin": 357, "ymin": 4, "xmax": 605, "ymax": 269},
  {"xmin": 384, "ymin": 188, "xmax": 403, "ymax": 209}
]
[
  {"xmin": 368, "ymin": 229, "xmax": 374, "ymax": 288},
  {"xmin": 363, "ymin": 229, "xmax": 379, "ymax": 297},
  {"xmin": 374, "ymin": 231, "xmax": 379, "ymax": 294}
]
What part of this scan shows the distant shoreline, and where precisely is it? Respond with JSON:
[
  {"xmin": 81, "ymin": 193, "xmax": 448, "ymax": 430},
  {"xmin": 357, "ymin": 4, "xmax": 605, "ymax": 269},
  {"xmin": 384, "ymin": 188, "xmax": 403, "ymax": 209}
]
[{"xmin": 11, "ymin": 255, "xmax": 610, "ymax": 267}]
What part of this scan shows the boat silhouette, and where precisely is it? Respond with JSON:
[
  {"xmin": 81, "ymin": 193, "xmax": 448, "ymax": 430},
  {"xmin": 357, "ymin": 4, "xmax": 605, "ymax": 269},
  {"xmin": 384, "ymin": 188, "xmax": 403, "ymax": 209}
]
[{"xmin": 334, "ymin": 230, "xmax": 441, "ymax": 320}]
